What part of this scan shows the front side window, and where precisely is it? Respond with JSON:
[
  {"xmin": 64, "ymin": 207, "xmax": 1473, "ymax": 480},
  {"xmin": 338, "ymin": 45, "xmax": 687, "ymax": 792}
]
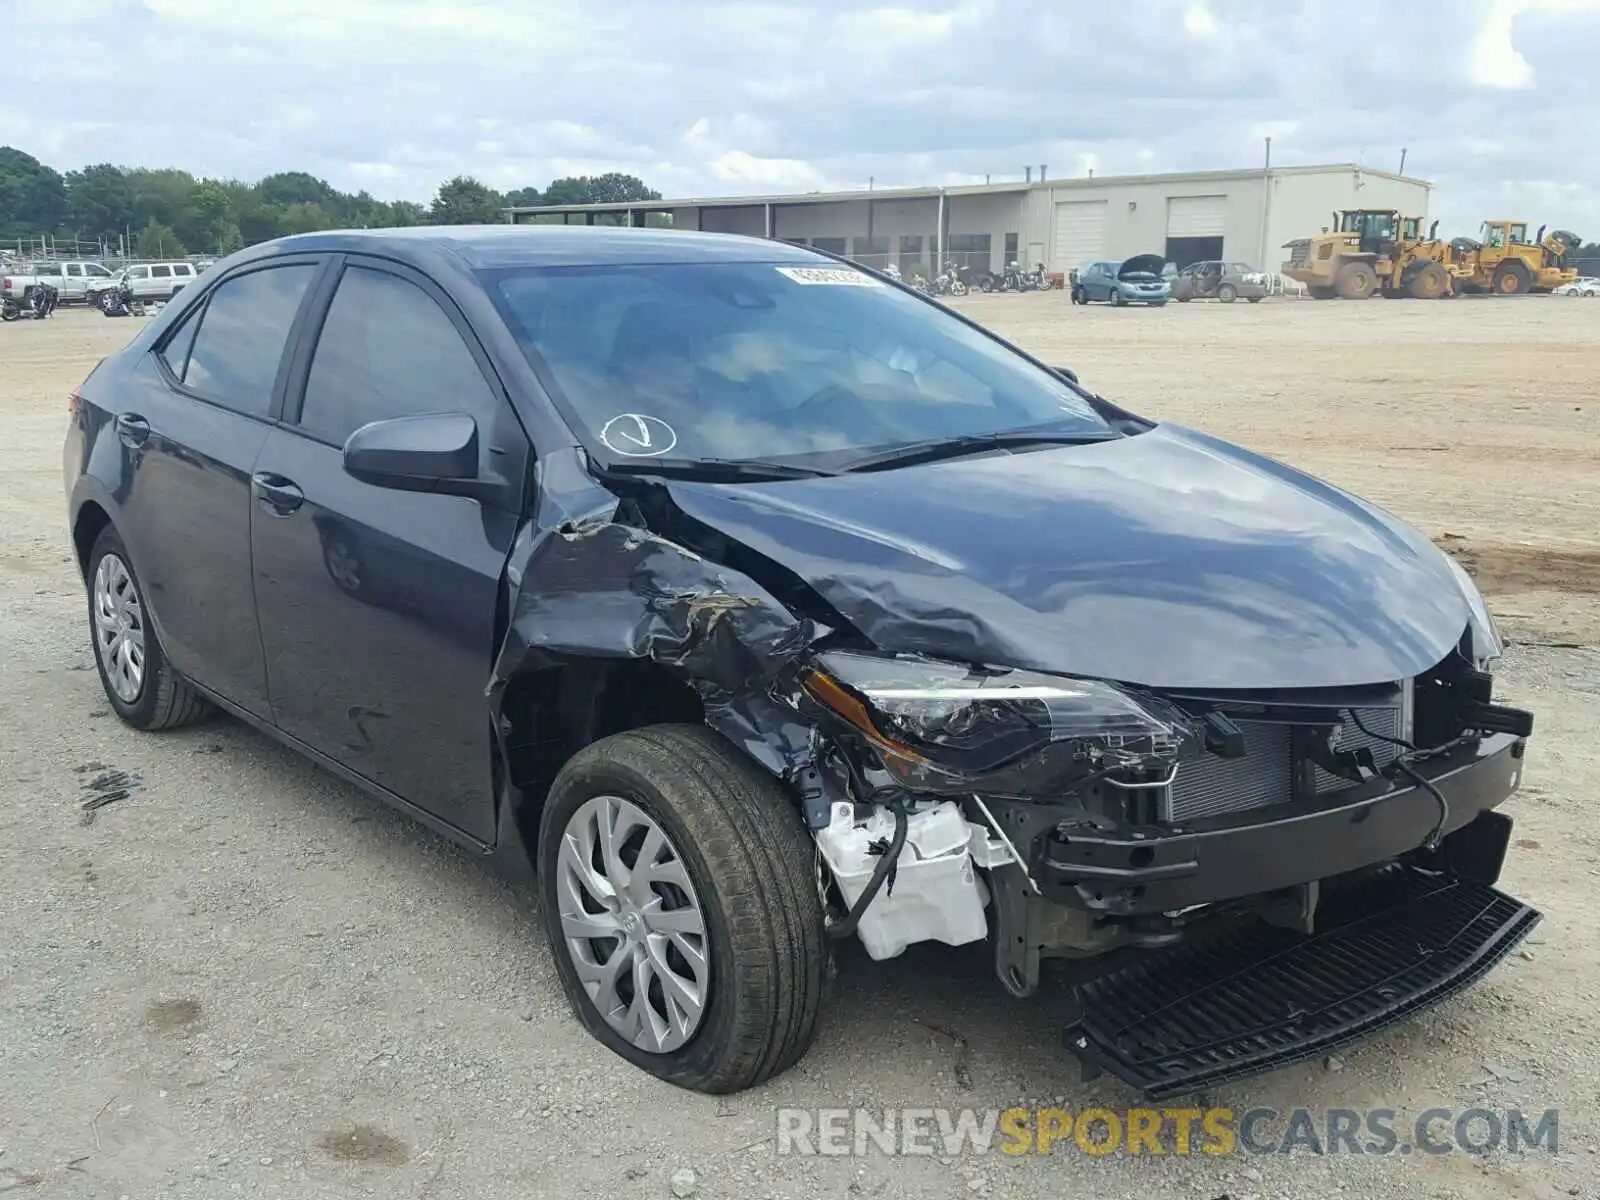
[
  {"xmin": 85, "ymin": 263, "xmax": 113, "ymax": 278},
  {"xmin": 180, "ymin": 265, "xmax": 316, "ymax": 416},
  {"xmin": 129, "ymin": 266, "xmax": 149, "ymax": 279},
  {"xmin": 487, "ymin": 260, "xmax": 1109, "ymax": 467},
  {"xmin": 298, "ymin": 266, "xmax": 499, "ymax": 451},
  {"xmin": 152, "ymin": 265, "xmax": 172, "ymax": 279},
  {"xmin": 66, "ymin": 264, "xmax": 84, "ymax": 277}
]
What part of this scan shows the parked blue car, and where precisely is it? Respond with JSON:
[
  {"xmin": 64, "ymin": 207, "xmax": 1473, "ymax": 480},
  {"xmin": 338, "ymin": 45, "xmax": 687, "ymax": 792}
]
[{"xmin": 1072, "ymin": 254, "xmax": 1171, "ymax": 306}]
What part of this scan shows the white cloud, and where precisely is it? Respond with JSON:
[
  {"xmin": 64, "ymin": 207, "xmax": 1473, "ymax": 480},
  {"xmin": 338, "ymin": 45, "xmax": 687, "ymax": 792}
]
[
  {"xmin": 3, "ymin": 0, "xmax": 1600, "ymax": 234},
  {"xmin": 1184, "ymin": 1, "xmax": 1219, "ymax": 37}
]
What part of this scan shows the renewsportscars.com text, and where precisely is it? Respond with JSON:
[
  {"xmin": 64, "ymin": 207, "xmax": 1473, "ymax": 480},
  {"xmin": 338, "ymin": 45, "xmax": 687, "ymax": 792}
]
[{"xmin": 776, "ymin": 1106, "xmax": 1559, "ymax": 1157}]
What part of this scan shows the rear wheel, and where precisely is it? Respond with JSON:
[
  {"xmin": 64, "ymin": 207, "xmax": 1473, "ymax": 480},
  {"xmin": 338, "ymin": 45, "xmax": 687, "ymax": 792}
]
[
  {"xmin": 1492, "ymin": 261, "xmax": 1530, "ymax": 295},
  {"xmin": 86, "ymin": 527, "xmax": 210, "ymax": 730},
  {"xmin": 1335, "ymin": 261, "xmax": 1378, "ymax": 299},
  {"xmin": 538, "ymin": 725, "xmax": 828, "ymax": 1093},
  {"xmin": 1217, "ymin": 282, "xmax": 1238, "ymax": 303}
]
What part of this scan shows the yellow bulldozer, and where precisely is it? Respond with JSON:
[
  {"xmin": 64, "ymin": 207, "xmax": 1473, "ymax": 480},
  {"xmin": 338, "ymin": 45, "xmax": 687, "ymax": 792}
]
[
  {"xmin": 1448, "ymin": 221, "xmax": 1581, "ymax": 295},
  {"xmin": 1282, "ymin": 209, "xmax": 1457, "ymax": 300}
]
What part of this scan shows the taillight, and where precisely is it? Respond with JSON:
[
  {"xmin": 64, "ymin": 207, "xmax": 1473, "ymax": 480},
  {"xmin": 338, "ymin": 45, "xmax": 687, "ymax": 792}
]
[{"xmin": 2, "ymin": 277, "xmax": 10, "ymax": 289}]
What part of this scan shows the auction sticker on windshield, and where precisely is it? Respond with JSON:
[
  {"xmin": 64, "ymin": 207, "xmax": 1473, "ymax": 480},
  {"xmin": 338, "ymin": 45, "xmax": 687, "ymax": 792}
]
[{"xmin": 775, "ymin": 266, "xmax": 883, "ymax": 287}]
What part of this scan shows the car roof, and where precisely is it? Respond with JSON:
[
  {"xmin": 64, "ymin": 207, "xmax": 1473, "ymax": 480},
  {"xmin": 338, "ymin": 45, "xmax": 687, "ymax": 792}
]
[{"xmin": 264, "ymin": 225, "xmax": 832, "ymax": 269}]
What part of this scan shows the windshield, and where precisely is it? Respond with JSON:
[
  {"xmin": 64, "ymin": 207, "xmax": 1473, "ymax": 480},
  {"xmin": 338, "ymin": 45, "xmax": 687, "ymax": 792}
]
[{"xmin": 486, "ymin": 261, "xmax": 1110, "ymax": 466}]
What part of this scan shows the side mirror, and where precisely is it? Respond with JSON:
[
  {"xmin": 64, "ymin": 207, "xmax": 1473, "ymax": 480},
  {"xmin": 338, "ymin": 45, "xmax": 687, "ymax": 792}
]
[
  {"xmin": 1052, "ymin": 365, "xmax": 1079, "ymax": 385},
  {"xmin": 343, "ymin": 412, "xmax": 483, "ymax": 497}
]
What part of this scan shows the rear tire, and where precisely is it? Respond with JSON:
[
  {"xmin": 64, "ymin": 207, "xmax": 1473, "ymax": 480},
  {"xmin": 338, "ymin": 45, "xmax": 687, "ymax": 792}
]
[
  {"xmin": 85, "ymin": 527, "xmax": 211, "ymax": 731},
  {"xmin": 538, "ymin": 725, "xmax": 828, "ymax": 1094},
  {"xmin": 1335, "ymin": 261, "xmax": 1378, "ymax": 299},
  {"xmin": 1492, "ymin": 261, "xmax": 1530, "ymax": 295}
]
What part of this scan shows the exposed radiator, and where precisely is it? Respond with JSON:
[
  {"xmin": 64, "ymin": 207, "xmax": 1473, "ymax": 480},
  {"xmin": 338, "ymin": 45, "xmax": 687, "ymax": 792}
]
[{"xmin": 1166, "ymin": 707, "xmax": 1404, "ymax": 823}]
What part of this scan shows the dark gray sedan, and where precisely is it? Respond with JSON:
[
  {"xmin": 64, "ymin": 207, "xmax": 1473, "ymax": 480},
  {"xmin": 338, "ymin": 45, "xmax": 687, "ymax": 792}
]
[{"xmin": 1172, "ymin": 260, "xmax": 1268, "ymax": 303}]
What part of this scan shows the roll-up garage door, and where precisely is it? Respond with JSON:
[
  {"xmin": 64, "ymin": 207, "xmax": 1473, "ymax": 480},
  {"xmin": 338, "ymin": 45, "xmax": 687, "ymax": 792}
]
[
  {"xmin": 1052, "ymin": 200, "xmax": 1107, "ymax": 268},
  {"xmin": 1166, "ymin": 195, "xmax": 1227, "ymax": 237}
]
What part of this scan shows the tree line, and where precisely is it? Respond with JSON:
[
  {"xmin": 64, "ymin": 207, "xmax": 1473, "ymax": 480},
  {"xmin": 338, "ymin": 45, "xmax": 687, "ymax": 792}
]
[{"xmin": 0, "ymin": 145, "xmax": 661, "ymax": 259}]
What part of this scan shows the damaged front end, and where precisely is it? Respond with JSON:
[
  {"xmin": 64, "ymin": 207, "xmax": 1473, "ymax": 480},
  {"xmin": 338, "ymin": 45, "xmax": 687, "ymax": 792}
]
[{"xmin": 490, "ymin": 448, "xmax": 1539, "ymax": 1097}]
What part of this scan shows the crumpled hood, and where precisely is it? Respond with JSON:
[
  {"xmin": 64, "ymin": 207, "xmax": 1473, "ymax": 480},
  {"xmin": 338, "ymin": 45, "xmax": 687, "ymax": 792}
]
[{"xmin": 663, "ymin": 423, "xmax": 1471, "ymax": 690}]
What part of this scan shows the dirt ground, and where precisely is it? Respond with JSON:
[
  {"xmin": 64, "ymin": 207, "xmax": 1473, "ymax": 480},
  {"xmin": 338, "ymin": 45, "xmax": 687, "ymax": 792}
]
[{"xmin": 1, "ymin": 299, "xmax": 1596, "ymax": 1200}]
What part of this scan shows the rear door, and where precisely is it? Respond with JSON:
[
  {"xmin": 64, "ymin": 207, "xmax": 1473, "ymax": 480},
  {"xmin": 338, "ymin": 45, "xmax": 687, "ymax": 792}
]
[
  {"xmin": 111, "ymin": 256, "xmax": 328, "ymax": 716},
  {"xmin": 250, "ymin": 255, "xmax": 529, "ymax": 842}
]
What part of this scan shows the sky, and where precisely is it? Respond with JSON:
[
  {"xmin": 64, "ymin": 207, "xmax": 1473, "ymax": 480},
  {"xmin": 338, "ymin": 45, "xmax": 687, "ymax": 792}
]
[{"xmin": 4, "ymin": 0, "xmax": 1599, "ymax": 237}]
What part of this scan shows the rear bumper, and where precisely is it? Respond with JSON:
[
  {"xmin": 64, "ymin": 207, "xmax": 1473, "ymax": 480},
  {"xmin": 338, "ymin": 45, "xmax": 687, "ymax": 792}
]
[{"xmin": 1037, "ymin": 734, "xmax": 1527, "ymax": 915}]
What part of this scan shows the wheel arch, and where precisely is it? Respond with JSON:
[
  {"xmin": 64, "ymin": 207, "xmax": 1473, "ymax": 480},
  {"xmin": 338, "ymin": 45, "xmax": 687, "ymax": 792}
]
[{"xmin": 72, "ymin": 499, "xmax": 113, "ymax": 578}]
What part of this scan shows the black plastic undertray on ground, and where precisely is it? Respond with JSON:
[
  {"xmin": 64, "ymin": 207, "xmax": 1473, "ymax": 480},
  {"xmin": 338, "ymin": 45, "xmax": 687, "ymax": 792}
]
[{"xmin": 1064, "ymin": 866, "xmax": 1541, "ymax": 1099}]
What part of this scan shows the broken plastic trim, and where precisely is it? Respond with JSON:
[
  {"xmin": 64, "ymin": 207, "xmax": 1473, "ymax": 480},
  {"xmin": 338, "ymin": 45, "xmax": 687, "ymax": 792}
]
[
  {"xmin": 802, "ymin": 649, "xmax": 1204, "ymax": 798},
  {"xmin": 489, "ymin": 450, "xmax": 833, "ymax": 824}
]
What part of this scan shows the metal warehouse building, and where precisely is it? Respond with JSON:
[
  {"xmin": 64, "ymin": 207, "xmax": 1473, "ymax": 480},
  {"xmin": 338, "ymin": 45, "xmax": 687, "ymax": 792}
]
[{"xmin": 506, "ymin": 163, "xmax": 1430, "ymax": 279}]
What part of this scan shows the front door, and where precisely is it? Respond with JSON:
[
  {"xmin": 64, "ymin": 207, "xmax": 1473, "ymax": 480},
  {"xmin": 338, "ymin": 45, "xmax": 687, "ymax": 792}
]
[
  {"xmin": 250, "ymin": 257, "xmax": 528, "ymax": 842},
  {"xmin": 113, "ymin": 258, "xmax": 325, "ymax": 715}
]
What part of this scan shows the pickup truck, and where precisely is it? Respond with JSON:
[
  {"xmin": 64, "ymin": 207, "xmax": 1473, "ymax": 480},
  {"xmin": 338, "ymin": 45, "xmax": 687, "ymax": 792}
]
[{"xmin": 1, "ymin": 260, "xmax": 119, "ymax": 304}]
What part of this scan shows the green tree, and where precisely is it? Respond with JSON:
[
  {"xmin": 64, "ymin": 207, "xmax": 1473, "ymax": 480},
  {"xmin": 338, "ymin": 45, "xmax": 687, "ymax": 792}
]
[
  {"xmin": 0, "ymin": 146, "xmax": 69, "ymax": 237},
  {"xmin": 278, "ymin": 202, "xmax": 334, "ymax": 235},
  {"xmin": 215, "ymin": 222, "xmax": 244, "ymax": 255},
  {"xmin": 133, "ymin": 219, "xmax": 186, "ymax": 260},
  {"xmin": 541, "ymin": 172, "xmax": 660, "ymax": 206},
  {"xmin": 429, "ymin": 175, "xmax": 503, "ymax": 225},
  {"xmin": 254, "ymin": 170, "xmax": 339, "ymax": 210},
  {"xmin": 65, "ymin": 164, "xmax": 136, "ymax": 241},
  {"xmin": 503, "ymin": 185, "xmax": 544, "ymax": 209}
]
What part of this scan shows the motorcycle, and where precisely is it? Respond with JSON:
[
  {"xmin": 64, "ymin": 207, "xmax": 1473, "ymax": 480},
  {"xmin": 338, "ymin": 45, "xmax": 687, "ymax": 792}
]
[
  {"xmin": 1, "ymin": 282, "xmax": 59, "ymax": 321},
  {"xmin": 1019, "ymin": 262, "xmax": 1050, "ymax": 291},
  {"xmin": 882, "ymin": 262, "xmax": 903, "ymax": 283},
  {"xmin": 933, "ymin": 260, "xmax": 969, "ymax": 297},
  {"xmin": 98, "ymin": 273, "xmax": 145, "ymax": 318}
]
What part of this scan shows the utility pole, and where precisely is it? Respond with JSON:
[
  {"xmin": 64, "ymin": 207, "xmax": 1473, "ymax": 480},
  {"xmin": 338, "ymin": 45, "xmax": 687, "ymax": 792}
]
[{"xmin": 1398, "ymin": 147, "xmax": 1408, "ymax": 175}]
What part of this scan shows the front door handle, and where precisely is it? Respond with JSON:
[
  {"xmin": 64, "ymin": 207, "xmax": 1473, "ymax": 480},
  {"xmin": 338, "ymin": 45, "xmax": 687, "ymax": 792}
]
[
  {"xmin": 252, "ymin": 472, "xmax": 305, "ymax": 515},
  {"xmin": 116, "ymin": 412, "xmax": 150, "ymax": 447}
]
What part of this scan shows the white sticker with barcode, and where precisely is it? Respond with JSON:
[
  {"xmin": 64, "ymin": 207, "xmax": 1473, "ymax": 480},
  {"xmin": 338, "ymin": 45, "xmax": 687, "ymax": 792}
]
[{"xmin": 775, "ymin": 266, "xmax": 883, "ymax": 287}]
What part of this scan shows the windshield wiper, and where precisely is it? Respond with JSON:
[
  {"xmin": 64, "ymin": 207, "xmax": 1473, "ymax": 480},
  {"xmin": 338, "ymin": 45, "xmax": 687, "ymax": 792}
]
[
  {"xmin": 597, "ymin": 455, "xmax": 840, "ymax": 482},
  {"xmin": 838, "ymin": 429, "xmax": 1120, "ymax": 474}
]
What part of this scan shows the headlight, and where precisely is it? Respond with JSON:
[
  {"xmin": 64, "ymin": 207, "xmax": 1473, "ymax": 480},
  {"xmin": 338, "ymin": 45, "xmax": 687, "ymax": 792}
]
[
  {"xmin": 1444, "ymin": 554, "xmax": 1502, "ymax": 668},
  {"xmin": 800, "ymin": 650, "xmax": 1201, "ymax": 797}
]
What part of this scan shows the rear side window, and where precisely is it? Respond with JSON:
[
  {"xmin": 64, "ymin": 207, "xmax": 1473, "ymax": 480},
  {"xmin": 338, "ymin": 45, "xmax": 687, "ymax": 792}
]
[
  {"xmin": 152, "ymin": 265, "xmax": 172, "ymax": 278},
  {"xmin": 180, "ymin": 265, "xmax": 316, "ymax": 417},
  {"xmin": 297, "ymin": 266, "xmax": 498, "ymax": 449}
]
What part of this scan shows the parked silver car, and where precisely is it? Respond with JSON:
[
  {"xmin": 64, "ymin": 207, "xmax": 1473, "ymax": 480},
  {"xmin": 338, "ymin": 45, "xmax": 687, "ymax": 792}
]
[
  {"xmin": 1071, "ymin": 255, "xmax": 1171, "ymax": 306},
  {"xmin": 1172, "ymin": 260, "xmax": 1268, "ymax": 303}
]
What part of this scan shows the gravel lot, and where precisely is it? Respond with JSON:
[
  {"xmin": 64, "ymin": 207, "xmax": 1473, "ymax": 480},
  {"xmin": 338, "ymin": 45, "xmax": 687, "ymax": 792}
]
[{"xmin": 2, "ymin": 298, "xmax": 1596, "ymax": 1200}]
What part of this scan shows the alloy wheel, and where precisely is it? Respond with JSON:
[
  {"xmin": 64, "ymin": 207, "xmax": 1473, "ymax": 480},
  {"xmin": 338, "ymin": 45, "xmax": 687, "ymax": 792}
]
[
  {"xmin": 93, "ymin": 553, "xmax": 146, "ymax": 703},
  {"xmin": 555, "ymin": 794, "xmax": 710, "ymax": 1054}
]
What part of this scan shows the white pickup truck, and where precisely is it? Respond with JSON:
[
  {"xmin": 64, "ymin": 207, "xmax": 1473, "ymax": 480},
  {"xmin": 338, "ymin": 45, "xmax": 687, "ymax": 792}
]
[{"xmin": 1, "ymin": 260, "xmax": 119, "ymax": 304}]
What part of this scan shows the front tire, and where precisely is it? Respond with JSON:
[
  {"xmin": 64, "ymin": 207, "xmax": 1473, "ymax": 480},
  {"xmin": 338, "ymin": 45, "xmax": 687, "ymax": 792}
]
[
  {"xmin": 86, "ymin": 527, "xmax": 210, "ymax": 730},
  {"xmin": 538, "ymin": 725, "xmax": 828, "ymax": 1094},
  {"xmin": 1217, "ymin": 282, "xmax": 1238, "ymax": 303}
]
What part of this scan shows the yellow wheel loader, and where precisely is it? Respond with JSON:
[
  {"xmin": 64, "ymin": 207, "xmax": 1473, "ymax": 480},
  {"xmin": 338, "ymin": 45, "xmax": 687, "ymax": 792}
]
[
  {"xmin": 1282, "ymin": 210, "xmax": 1458, "ymax": 300},
  {"xmin": 1451, "ymin": 221, "xmax": 1581, "ymax": 295}
]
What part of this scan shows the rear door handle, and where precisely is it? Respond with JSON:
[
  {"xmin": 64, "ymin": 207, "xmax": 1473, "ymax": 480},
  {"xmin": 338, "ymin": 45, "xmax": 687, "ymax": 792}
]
[
  {"xmin": 252, "ymin": 472, "xmax": 305, "ymax": 515},
  {"xmin": 115, "ymin": 412, "xmax": 150, "ymax": 446}
]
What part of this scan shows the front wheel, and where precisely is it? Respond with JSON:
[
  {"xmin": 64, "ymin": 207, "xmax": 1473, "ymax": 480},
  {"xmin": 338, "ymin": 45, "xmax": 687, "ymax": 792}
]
[
  {"xmin": 538, "ymin": 725, "xmax": 828, "ymax": 1094},
  {"xmin": 951, "ymin": 281, "xmax": 968, "ymax": 296}
]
